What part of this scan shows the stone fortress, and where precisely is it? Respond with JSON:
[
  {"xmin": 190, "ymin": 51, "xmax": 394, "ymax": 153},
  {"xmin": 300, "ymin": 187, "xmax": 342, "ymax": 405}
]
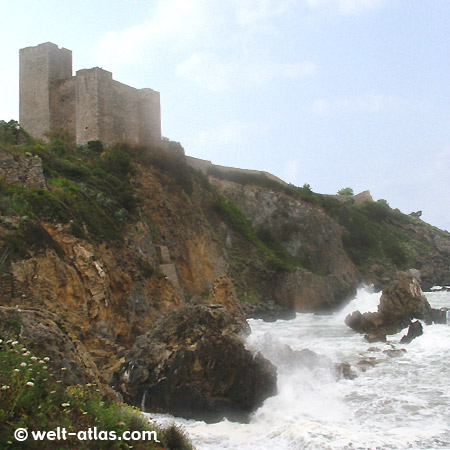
[
  {"xmin": 21, "ymin": 42, "xmax": 373, "ymax": 191},
  {"xmin": 19, "ymin": 42, "xmax": 286, "ymax": 185},
  {"xmin": 19, "ymin": 42, "xmax": 161, "ymax": 147}
]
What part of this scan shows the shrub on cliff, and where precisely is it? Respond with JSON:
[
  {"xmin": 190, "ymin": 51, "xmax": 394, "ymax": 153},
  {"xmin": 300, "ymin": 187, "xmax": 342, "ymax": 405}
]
[
  {"xmin": 0, "ymin": 336, "xmax": 193, "ymax": 449},
  {"xmin": 0, "ymin": 132, "xmax": 140, "ymax": 271},
  {"xmin": 317, "ymin": 195, "xmax": 423, "ymax": 274},
  {"xmin": 337, "ymin": 187, "xmax": 354, "ymax": 196},
  {"xmin": 0, "ymin": 120, "xmax": 30, "ymax": 146}
]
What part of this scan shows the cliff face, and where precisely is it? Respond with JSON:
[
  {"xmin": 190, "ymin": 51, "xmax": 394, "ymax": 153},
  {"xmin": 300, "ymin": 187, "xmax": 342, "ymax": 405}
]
[
  {"xmin": 209, "ymin": 177, "xmax": 359, "ymax": 311},
  {"xmin": 1, "ymin": 125, "xmax": 449, "ymax": 391}
]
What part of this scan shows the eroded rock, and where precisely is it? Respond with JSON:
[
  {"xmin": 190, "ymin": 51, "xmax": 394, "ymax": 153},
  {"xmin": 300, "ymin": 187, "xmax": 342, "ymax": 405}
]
[
  {"xmin": 345, "ymin": 271, "xmax": 439, "ymax": 342},
  {"xmin": 400, "ymin": 321, "xmax": 423, "ymax": 344},
  {"xmin": 113, "ymin": 304, "xmax": 277, "ymax": 422}
]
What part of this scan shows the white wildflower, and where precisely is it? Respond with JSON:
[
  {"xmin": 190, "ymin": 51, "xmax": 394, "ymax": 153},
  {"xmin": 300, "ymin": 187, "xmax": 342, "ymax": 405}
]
[
  {"xmin": 14, "ymin": 369, "xmax": 20, "ymax": 372},
  {"xmin": 30, "ymin": 356, "xmax": 38, "ymax": 361},
  {"xmin": 1, "ymin": 385, "xmax": 10, "ymax": 390},
  {"xmin": 39, "ymin": 360, "xmax": 45, "ymax": 364},
  {"xmin": 61, "ymin": 403, "xmax": 70, "ymax": 407},
  {"xmin": 12, "ymin": 341, "xmax": 19, "ymax": 346},
  {"xmin": 43, "ymin": 357, "xmax": 50, "ymax": 362},
  {"xmin": 20, "ymin": 362, "xmax": 27, "ymax": 367},
  {"xmin": 26, "ymin": 381, "xmax": 34, "ymax": 387}
]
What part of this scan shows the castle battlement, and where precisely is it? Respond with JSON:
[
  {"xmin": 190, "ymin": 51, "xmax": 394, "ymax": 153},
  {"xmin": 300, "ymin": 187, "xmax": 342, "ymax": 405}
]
[{"xmin": 19, "ymin": 42, "xmax": 161, "ymax": 147}]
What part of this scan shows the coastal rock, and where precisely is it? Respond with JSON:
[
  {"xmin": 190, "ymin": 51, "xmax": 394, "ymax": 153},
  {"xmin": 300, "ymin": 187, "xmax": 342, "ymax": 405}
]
[
  {"xmin": 209, "ymin": 177, "xmax": 359, "ymax": 312},
  {"xmin": 0, "ymin": 306, "xmax": 100, "ymax": 386},
  {"xmin": 345, "ymin": 271, "xmax": 434, "ymax": 341},
  {"xmin": 206, "ymin": 275, "xmax": 246, "ymax": 322},
  {"xmin": 400, "ymin": 321, "xmax": 423, "ymax": 344},
  {"xmin": 113, "ymin": 304, "xmax": 277, "ymax": 422},
  {"xmin": 242, "ymin": 300, "xmax": 296, "ymax": 322}
]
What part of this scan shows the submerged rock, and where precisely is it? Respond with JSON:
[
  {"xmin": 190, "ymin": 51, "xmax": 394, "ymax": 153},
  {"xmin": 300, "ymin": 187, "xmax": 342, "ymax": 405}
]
[{"xmin": 113, "ymin": 304, "xmax": 277, "ymax": 422}]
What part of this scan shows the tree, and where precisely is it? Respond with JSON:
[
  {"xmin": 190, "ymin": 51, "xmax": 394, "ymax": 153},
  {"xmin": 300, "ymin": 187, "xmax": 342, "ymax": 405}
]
[{"xmin": 337, "ymin": 187, "xmax": 354, "ymax": 196}]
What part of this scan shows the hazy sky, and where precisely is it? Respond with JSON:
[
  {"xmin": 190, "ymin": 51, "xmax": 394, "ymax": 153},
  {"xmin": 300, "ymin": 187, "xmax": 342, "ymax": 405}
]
[{"xmin": 0, "ymin": 0, "xmax": 449, "ymax": 231}]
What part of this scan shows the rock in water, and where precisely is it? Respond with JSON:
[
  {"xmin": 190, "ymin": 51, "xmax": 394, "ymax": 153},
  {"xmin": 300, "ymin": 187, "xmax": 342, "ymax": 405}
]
[
  {"xmin": 345, "ymin": 271, "xmax": 434, "ymax": 342},
  {"xmin": 113, "ymin": 304, "xmax": 277, "ymax": 422},
  {"xmin": 400, "ymin": 320, "xmax": 423, "ymax": 344}
]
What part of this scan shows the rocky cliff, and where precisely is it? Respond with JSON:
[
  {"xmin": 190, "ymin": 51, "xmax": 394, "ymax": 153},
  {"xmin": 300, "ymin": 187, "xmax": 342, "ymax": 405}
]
[{"xmin": 1, "ymin": 121, "xmax": 449, "ymax": 420}]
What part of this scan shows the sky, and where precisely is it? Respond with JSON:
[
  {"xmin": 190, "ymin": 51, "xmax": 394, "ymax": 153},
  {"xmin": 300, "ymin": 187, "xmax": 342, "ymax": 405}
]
[{"xmin": 0, "ymin": 0, "xmax": 449, "ymax": 231}]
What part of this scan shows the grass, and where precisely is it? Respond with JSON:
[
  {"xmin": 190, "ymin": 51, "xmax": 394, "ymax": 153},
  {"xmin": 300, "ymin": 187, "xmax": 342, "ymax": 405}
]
[{"xmin": 0, "ymin": 336, "xmax": 194, "ymax": 450}]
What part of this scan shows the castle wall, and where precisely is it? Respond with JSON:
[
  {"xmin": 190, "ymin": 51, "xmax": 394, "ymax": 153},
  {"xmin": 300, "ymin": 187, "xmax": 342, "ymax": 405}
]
[
  {"xmin": 139, "ymin": 88, "xmax": 161, "ymax": 145},
  {"xmin": 50, "ymin": 78, "xmax": 76, "ymax": 140},
  {"xmin": 185, "ymin": 156, "xmax": 287, "ymax": 186},
  {"xmin": 20, "ymin": 42, "xmax": 73, "ymax": 140},
  {"xmin": 75, "ymin": 68, "xmax": 110, "ymax": 145},
  {"xmin": 20, "ymin": 42, "xmax": 161, "ymax": 148}
]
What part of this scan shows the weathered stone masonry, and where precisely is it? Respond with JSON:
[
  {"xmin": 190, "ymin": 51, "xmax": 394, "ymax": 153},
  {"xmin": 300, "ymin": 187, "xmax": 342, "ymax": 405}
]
[{"xmin": 20, "ymin": 42, "xmax": 161, "ymax": 147}]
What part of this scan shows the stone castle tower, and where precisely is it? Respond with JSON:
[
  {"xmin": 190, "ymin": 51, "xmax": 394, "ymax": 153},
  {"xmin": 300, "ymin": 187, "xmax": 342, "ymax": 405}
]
[{"xmin": 19, "ymin": 42, "xmax": 161, "ymax": 147}]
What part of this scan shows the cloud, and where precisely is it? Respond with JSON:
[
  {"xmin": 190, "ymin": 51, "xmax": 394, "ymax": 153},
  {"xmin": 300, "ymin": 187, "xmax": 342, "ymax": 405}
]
[
  {"xmin": 176, "ymin": 51, "xmax": 316, "ymax": 91},
  {"xmin": 312, "ymin": 94, "xmax": 427, "ymax": 116},
  {"xmin": 305, "ymin": 0, "xmax": 387, "ymax": 15},
  {"xmin": 232, "ymin": 0, "xmax": 295, "ymax": 25},
  {"xmin": 194, "ymin": 120, "xmax": 267, "ymax": 147},
  {"xmin": 94, "ymin": 0, "xmax": 316, "ymax": 91},
  {"xmin": 175, "ymin": 52, "xmax": 237, "ymax": 92},
  {"xmin": 93, "ymin": 0, "xmax": 226, "ymax": 67}
]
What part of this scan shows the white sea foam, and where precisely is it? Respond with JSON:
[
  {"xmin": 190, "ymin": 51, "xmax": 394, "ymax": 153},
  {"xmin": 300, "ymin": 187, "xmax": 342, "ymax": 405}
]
[{"xmin": 145, "ymin": 287, "xmax": 450, "ymax": 450}]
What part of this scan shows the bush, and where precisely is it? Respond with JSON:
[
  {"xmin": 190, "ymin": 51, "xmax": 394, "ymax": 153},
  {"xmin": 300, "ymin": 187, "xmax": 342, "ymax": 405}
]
[
  {"xmin": 0, "ymin": 336, "xmax": 188, "ymax": 449},
  {"xmin": 162, "ymin": 424, "xmax": 193, "ymax": 450},
  {"xmin": 337, "ymin": 187, "xmax": 354, "ymax": 196},
  {"xmin": 0, "ymin": 120, "xmax": 30, "ymax": 145}
]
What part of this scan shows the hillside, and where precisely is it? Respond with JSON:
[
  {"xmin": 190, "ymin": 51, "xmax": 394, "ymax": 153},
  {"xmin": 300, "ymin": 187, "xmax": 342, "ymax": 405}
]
[{"xmin": 1, "ymin": 118, "xmax": 449, "ymax": 423}]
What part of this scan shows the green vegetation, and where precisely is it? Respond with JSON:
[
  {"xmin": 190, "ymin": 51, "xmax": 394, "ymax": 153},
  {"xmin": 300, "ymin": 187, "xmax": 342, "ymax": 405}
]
[
  {"xmin": 0, "ymin": 120, "xmax": 30, "ymax": 145},
  {"xmin": 0, "ymin": 123, "xmax": 140, "ymax": 273},
  {"xmin": 207, "ymin": 166, "xmax": 284, "ymax": 192},
  {"xmin": 317, "ymin": 195, "xmax": 429, "ymax": 274},
  {"xmin": 337, "ymin": 187, "xmax": 354, "ymax": 196},
  {"xmin": 126, "ymin": 142, "xmax": 195, "ymax": 194},
  {"xmin": 212, "ymin": 195, "xmax": 302, "ymax": 274},
  {"xmin": 0, "ymin": 336, "xmax": 194, "ymax": 449}
]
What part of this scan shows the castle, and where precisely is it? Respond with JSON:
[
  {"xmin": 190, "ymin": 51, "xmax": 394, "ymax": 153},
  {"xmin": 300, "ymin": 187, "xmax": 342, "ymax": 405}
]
[{"xmin": 19, "ymin": 42, "xmax": 161, "ymax": 147}]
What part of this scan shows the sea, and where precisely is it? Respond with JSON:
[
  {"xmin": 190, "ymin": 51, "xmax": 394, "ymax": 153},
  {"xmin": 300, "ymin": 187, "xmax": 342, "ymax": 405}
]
[{"xmin": 145, "ymin": 286, "xmax": 450, "ymax": 450}]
